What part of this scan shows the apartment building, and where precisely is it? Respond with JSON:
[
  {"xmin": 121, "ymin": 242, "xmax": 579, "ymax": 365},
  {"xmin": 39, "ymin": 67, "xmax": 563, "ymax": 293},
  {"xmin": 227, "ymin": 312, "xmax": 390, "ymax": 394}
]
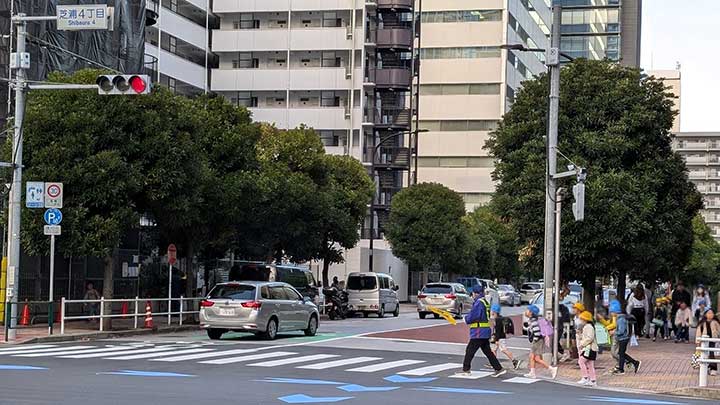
[
  {"xmin": 674, "ymin": 133, "xmax": 720, "ymax": 240},
  {"xmin": 416, "ymin": 0, "xmax": 551, "ymax": 211},
  {"xmin": 210, "ymin": 0, "xmax": 421, "ymax": 299},
  {"xmin": 555, "ymin": 0, "xmax": 642, "ymax": 67},
  {"xmin": 145, "ymin": 0, "xmax": 219, "ymax": 96},
  {"xmin": 648, "ymin": 69, "xmax": 680, "ymax": 133}
]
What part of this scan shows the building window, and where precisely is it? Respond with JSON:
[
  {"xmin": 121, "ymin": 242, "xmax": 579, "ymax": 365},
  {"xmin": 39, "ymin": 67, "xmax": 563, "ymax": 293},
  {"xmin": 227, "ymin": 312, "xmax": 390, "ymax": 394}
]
[
  {"xmin": 168, "ymin": 77, "xmax": 176, "ymax": 93},
  {"xmin": 417, "ymin": 157, "xmax": 495, "ymax": 168},
  {"xmin": 420, "ymin": 47, "xmax": 501, "ymax": 59},
  {"xmin": 169, "ymin": 0, "xmax": 178, "ymax": 13},
  {"xmin": 168, "ymin": 36, "xmax": 177, "ymax": 54},
  {"xmin": 321, "ymin": 91, "xmax": 341, "ymax": 107},
  {"xmin": 318, "ymin": 130, "xmax": 342, "ymax": 147},
  {"xmin": 234, "ymin": 14, "xmax": 259, "ymax": 30},
  {"xmin": 420, "ymin": 83, "xmax": 501, "ymax": 96},
  {"xmin": 560, "ymin": 9, "xmax": 620, "ymax": 34},
  {"xmin": 232, "ymin": 53, "xmax": 258, "ymax": 69},
  {"xmin": 321, "ymin": 51, "xmax": 342, "ymax": 67},
  {"xmin": 419, "ymin": 120, "xmax": 499, "ymax": 132},
  {"xmin": 322, "ymin": 12, "xmax": 342, "ymax": 27},
  {"xmin": 421, "ymin": 10, "xmax": 502, "ymax": 23},
  {"xmin": 233, "ymin": 92, "xmax": 258, "ymax": 108}
]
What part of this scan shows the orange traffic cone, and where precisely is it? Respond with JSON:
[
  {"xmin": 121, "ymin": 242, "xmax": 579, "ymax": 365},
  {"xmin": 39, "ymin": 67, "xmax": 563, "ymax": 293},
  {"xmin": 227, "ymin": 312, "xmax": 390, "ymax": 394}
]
[
  {"xmin": 121, "ymin": 301, "xmax": 129, "ymax": 319},
  {"xmin": 144, "ymin": 301, "xmax": 153, "ymax": 329},
  {"xmin": 55, "ymin": 308, "xmax": 62, "ymax": 324},
  {"xmin": 19, "ymin": 303, "xmax": 30, "ymax": 326}
]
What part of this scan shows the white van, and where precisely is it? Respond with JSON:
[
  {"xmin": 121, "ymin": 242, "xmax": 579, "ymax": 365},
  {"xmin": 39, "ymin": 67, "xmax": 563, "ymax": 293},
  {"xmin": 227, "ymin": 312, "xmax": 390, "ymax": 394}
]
[{"xmin": 345, "ymin": 272, "xmax": 400, "ymax": 318}]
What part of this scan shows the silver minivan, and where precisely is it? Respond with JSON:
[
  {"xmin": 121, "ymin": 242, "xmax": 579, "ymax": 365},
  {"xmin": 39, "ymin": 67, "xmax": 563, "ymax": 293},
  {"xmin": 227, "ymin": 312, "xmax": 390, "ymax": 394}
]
[
  {"xmin": 200, "ymin": 281, "xmax": 319, "ymax": 340},
  {"xmin": 345, "ymin": 272, "xmax": 400, "ymax": 318}
]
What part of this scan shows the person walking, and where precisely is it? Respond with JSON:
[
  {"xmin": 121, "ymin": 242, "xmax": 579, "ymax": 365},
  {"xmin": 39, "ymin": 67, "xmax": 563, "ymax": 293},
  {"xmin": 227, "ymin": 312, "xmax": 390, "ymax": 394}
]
[
  {"xmin": 490, "ymin": 303, "xmax": 519, "ymax": 370},
  {"xmin": 671, "ymin": 283, "xmax": 692, "ymax": 338},
  {"xmin": 696, "ymin": 308, "xmax": 720, "ymax": 376},
  {"xmin": 644, "ymin": 284, "xmax": 654, "ymax": 338},
  {"xmin": 576, "ymin": 311, "xmax": 599, "ymax": 387},
  {"xmin": 83, "ymin": 282, "xmax": 101, "ymax": 323},
  {"xmin": 524, "ymin": 304, "xmax": 558, "ymax": 379},
  {"xmin": 597, "ymin": 306, "xmax": 619, "ymax": 373},
  {"xmin": 627, "ymin": 285, "xmax": 647, "ymax": 338},
  {"xmin": 571, "ymin": 302, "xmax": 586, "ymax": 358},
  {"xmin": 457, "ymin": 285, "xmax": 506, "ymax": 378},
  {"xmin": 611, "ymin": 300, "xmax": 642, "ymax": 375},
  {"xmin": 675, "ymin": 301, "xmax": 692, "ymax": 343}
]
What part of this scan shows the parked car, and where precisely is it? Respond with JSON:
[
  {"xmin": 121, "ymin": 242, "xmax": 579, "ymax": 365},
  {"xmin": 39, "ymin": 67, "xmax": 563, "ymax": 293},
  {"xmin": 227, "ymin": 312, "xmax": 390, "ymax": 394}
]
[
  {"xmin": 456, "ymin": 277, "xmax": 500, "ymax": 307},
  {"xmin": 200, "ymin": 281, "xmax": 319, "ymax": 340},
  {"xmin": 522, "ymin": 292, "xmax": 579, "ymax": 334},
  {"xmin": 602, "ymin": 288, "xmax": 632, "ymax": 307},
  {"xmin": 229, "ymin": 262, "xmax": 318, "ymax": 300},
  {"xmin": 520, "ymin": 282, "xmax": 543, "ymax": 304},
  {"xmin": 417, "ymin": 283, "xmax": 473, "ymax": 319},
  {"xmin": 497, "ymin": 284, "xmax": 521, "ymax": 306},
  {"xmin": 345, "ymin": 272, "xmax": 400, "ymax": 318}
]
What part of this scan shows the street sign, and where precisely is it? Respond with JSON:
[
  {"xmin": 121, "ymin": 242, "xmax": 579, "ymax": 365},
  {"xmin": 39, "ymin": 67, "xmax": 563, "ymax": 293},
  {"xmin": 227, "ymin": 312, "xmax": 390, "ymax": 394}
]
[
  {"xmin": 45, "ymin": 182, "xmax": 63, "ymax": 208},
  {"xmin": 43, "ymin": 225, "xmax": 61, "ymax": 236},
  {"xmin": 167, "ymin": 244, "xmax": 177, "ymax": 266},
  {"xmin": 57, "ymin": 5, "xmax": 109, "ymax": 31},
  {"xmin": 25, "ymin": 182, "xmax": 44, "ymax": 208},
  {"xmin": 44, "ymin": 208, "xmax": 62, "ymax": 225}
]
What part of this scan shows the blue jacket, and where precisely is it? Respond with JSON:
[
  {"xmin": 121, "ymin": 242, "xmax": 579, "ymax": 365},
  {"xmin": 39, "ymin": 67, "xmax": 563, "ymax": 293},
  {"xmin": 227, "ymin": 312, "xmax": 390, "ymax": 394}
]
[
  {"xmin": 464, "ymin": 297, "xmax": 492, "ymax": 339},
  {"xmin": 616, "ymin": 314, "xmax": 630, "ymax": 342}
]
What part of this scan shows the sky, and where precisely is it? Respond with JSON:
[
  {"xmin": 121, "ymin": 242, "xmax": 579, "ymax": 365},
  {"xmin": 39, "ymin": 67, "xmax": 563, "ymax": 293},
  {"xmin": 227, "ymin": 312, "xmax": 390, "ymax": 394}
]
[{"xmin": 641, "ymin": 0, "xmax": 719, "ymax": 132}]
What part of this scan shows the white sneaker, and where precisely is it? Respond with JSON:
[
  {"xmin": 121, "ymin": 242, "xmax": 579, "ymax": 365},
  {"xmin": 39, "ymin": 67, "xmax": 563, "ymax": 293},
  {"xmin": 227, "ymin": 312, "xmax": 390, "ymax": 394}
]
[
  {"xmin": 560, "ymin": 353, "xmax": 571, "ymax": 362},
  {"xmin": 524, "ymin": 372, "xmax": 537, "ymax": 379},
  {"xmin": 584, "ymin": 380, "xmax": 597, "ymax": 387},
  {"xmin": 576, "ymin": 377, "xmax": 589, "ymax": 385},
  {"xmin": 550, "ymin": 366, "xmax": 558, "ymax": 379}
]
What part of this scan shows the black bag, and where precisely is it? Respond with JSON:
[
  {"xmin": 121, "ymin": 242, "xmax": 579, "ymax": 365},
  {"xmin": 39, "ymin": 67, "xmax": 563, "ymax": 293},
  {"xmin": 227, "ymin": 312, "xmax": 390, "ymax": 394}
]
[
  {"xmin": 503, "ymin": 317, "xmax": 515, "ymax": 336},
  {"xmin": 582, "ymin": 348, "xmax": 597, "ymax": 361}
]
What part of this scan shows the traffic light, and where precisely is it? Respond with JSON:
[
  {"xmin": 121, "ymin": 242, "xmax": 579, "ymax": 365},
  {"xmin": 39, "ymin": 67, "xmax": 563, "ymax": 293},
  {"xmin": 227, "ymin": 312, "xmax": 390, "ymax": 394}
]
[
  {"xmin": 96, "ymin": 75, "xmax": 151, "ymax": 95},
  {"xmin": 572, "ymin": 182, "xmax": 585, "ymax": 222}
]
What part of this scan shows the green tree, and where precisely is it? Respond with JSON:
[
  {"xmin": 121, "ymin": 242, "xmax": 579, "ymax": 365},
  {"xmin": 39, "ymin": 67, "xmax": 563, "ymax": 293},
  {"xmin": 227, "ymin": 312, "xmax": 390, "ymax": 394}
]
[
  {"xmin": 680, "ymin": 215, "xmax": 720, "ymax": 289},
  {"xmin": 465, "ymin": 206, "xmax": 521, "ymax": 282},
  {"xmin": 486, "ymin": 60, "xmax": 702, "ymax": 309},
  {"xmin": 315, "ymin": 155, "xmax": 373, "ymax": 287},
  {"xmin": 385, "ymin": 183, "xmax": 475, "ymax": 283}
]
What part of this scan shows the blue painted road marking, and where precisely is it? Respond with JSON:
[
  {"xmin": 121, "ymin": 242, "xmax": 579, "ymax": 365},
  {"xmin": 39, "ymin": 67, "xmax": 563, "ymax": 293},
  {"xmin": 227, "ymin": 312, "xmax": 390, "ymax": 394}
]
[
  {"xmin": 384, "ymin": 374, "xmax": 437, "ymax": 383},
  {"xmin": 278, "ymin": 394, "xmax": 353, "ymax": 404},
  {"xmin": 337, "ymin": 384, "xmax": 400, "ymax": 392},
  {"xmin": 98, "ymin": 370, "xmax": 195, "ymax": 378},
  {"xmin": 582, "ymin": 397, "xmax": 684, "ymax": 405},
  {"xmin": 258, "ymin": 377, "xmax": 344, "ymax": 385},
  {"xmin": 415, "ymin": 386, "xmax": 512, "ymax": 395},
  {"xmin": 0, "ymin": 365, "xmax": 47, "ymax": 370}
]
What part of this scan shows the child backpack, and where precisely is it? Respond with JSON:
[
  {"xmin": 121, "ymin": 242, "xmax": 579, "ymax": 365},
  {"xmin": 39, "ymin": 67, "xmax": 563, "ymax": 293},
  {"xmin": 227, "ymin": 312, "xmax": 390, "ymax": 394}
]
[
  {"xmin": 503, "ymin": 317, "xmax": 515, "ymax": 336},
  {"xmin": 538, "ymin": 317, "xmax": 554, "ymax": 337}
]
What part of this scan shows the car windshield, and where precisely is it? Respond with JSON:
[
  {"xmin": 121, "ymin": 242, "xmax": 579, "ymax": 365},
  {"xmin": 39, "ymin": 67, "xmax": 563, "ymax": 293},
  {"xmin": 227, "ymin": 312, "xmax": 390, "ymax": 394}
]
[
  {"xmin": 422, "ymin": 285, "xmax": 453, "ymax": 294},
  {"xmin": 523, "ymin": 283, "xmax": 541, "ymax": 290},
  {"xmin": 569, "ymin": 284, "xmax": 582, "ymax": 293},
  {"xmin": 347, "ymin": 276, "xmax": 377, "ymax": 290},
  {"xmin": 531, "ymin": 293, "xmax": 578, "ymax": 308},
  {"xmin": 498, "ymin": 285, "xmax": 513, "ymax": 291},
  {"xmin": 209, "ymin": 284, "xmax": 256, "ymax": 300}
]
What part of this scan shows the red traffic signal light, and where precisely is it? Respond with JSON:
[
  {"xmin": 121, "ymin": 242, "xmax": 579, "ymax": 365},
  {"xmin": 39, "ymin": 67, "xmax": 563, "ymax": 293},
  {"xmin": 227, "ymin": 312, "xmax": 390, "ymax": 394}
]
[{"xmin": 96, "ymin": 75, "xmax": 152, "ymax": 95}]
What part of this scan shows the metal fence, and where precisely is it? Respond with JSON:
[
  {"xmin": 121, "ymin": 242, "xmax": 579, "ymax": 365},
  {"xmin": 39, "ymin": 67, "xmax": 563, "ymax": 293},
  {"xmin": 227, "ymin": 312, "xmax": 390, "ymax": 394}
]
[
  {"xmin": 3, "ymin": 301, "xmax": 54, "ymax": 341},
  {"xmin": 697, "ymin": 335, "xmax": 720, "ymax": 387},
  {"xmin": 59, "ymin": 296, "xmax": 204, "ymax": 335}
]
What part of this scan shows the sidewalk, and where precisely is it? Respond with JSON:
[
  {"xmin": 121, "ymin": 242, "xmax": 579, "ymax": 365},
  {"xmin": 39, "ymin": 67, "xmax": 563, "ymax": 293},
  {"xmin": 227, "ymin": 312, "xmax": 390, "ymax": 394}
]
[
  {"xmin": 556, "ymin": 336, "xmax": 719, "ymax": 395},
  {"xmin": 0, "ymin": 318, "xmax": 199, "ymax": 345}
]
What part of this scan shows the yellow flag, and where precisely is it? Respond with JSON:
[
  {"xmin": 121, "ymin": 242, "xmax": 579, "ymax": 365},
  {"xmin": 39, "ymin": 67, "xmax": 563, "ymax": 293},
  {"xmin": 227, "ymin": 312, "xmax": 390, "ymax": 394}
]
[{"xmin": 426, "ymin": 306, "xmax": 457, "ymax": 325}]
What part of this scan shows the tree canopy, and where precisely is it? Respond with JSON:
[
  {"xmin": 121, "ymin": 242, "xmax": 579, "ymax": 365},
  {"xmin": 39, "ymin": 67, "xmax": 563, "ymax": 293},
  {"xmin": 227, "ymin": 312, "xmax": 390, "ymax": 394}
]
[{"xmin": 486, "ymin": 60, "xmax": 702, "ymax": 300}]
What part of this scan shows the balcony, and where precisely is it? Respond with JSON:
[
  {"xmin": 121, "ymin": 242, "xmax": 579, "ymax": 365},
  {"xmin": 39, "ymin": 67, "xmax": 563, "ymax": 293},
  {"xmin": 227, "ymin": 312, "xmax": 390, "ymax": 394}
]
[
  {"xmin": 249, "ymin": 107, "xmax": 362, "ymax": 130},
  {"xmin": 212, "ymin": 27, "xmax": 365, "ymax": 52},
  {"xmin": 213, "ymin": 0, "xmax": 365, "ymax": 13},
  {"xmin": 363, "ymin": 108, "xmax": 411, "ymax": 129},
  {"xmin": 377, "ymin": 0, "xmax": 413, "ymax": 10},
  {"xmin": 375, "ymin": 68, "xmax": 412, "ymax": 89},
  {"xmin": 211, "ymin": 67, "xmax": 363, "ymax": 91},
  {"xmin": 369, "ymin": 146, "xmax": 411, "ymax": 169},
  {"xmin": 376, "ymin": 28, "xmax": 413, "ymax": 50}
]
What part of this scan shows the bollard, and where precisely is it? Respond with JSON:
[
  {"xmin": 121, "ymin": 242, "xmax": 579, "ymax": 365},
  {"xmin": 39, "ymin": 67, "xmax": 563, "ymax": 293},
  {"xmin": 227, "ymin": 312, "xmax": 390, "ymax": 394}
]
[
  {"xmin": 99, "ymin": 296, "xmax": 104, "ymax": 332},
  {"xmin": 133, "ymin": 297, "xmax": 139, "ymax": 329},
  {"xmin": 699, "ymin": 336, "xmax": 709, "ymax": 387},
  {"xmin": 179, "ymin": 296, "xmax": 184, "ymax": 326},
  {"xmin": 60, "ymin": 297, "xmax": 65, "ymax": 335}
]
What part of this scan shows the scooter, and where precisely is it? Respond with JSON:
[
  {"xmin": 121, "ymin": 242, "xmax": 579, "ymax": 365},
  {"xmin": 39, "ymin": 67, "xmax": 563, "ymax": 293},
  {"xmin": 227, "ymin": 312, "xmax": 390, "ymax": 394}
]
[{"xmin": 323, "ymin": 287, "xmax": 349, "ymax": 320}]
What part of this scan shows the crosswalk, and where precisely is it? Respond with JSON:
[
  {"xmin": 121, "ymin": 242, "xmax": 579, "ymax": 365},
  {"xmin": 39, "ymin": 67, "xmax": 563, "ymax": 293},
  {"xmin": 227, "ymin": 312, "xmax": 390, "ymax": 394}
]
[{"xmin": 0, "ymin": 343, "xmax": 539, "ymax": 383}]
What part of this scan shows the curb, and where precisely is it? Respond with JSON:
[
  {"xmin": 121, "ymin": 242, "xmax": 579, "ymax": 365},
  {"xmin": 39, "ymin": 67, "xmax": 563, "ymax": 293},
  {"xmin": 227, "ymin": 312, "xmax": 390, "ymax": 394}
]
[
  {"xmin": 17, "ymin": 325, "xmax": 200, "ymax": 345},
  {"xmin": 664, "ymin": 387, "xmax": 720, "ymax": 401}
]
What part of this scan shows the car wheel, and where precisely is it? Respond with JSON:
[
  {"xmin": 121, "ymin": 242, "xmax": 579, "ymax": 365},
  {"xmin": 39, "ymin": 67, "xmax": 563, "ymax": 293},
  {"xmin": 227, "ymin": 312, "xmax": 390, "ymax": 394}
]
[
  {"xmin": 263, "ymin": 318, "xmax": 278, "ymax": 340},
  {"xmin": 304, "ymin": 315, "xmax": 318, "ymax": 336},
  {"xmin": 378, "ymin": 305, "xmax": 385, "ymax": 318},
  {"xmin": 419, "ymin": 312, "xmax": 427, "ymax": 319},
  {"xmin": 393, "ymin": 304, "xmax": 400, "ymax": 317},
  {"xmin": 433, "ymin": 313, "xmax": 440, "ymax": 319},
  {"xmin": 328, "ymin": 310, "xmax": 336, "ymax": 321},
  {"xmin": 363, "ymin": 312, "xmax": 369, "ymax": 318},
  {"xmin": 206, "ymin": 328, "xmax": 224, "ymax": 340},
  {"xmin": 455, "ymin": 305, "xmax": 463, "ymax": 319}
]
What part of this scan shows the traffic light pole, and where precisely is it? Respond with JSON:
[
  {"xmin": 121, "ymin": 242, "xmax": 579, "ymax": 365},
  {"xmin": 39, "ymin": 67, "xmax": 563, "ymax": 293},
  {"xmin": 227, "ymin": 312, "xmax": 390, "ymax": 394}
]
[{"xmin": 542, "ymin": 5, "xmax": 562, "ymax": 332}]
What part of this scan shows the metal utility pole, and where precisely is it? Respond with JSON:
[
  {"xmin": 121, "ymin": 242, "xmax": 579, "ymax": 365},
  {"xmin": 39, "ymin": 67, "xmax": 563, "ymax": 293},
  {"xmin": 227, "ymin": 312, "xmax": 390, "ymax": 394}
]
[
  {"xmin": 5, "ymin": 15, "xmax": 29, "ymax": 341},
  {"xmin": 552, "ymin": 188, "xmax": 564, "ymax": 365},
  {"xmin": 542, "ymin": 5, "xmax": 562, "ymax": 325}
]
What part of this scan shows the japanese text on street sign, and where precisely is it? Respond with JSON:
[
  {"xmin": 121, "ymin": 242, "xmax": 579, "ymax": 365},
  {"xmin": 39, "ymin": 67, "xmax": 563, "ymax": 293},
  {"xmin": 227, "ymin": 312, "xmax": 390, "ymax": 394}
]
[
  {"xmin": 26, "ymin": 182, "xmax": 44, "ymax": 208},
  {"xmin": 45, "ymin": 182, "xmax": 63, "ymax": 208},
  {"xmin": 57, "ymin": 5, "xmax": 109, "ymax": 30},
  {"xmin": 44, "ymin": 225, "xmax": 61, "ymax": 236}
]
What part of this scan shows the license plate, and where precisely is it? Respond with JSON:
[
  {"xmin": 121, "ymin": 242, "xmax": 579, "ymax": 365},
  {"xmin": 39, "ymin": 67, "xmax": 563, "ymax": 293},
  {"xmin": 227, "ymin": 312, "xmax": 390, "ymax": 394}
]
[
  {"xmin": 218, "ymin": 308, "xmax": 234, "ymax": 316},
  {"xmin": 430, "ymin": 298, "xmax": 444, "ymax": 304}
]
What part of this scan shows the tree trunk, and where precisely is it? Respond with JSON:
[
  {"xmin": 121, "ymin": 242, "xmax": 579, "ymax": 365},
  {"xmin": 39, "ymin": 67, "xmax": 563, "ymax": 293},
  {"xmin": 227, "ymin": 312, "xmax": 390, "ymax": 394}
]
[
  {"xmin": 184, "ymin": 244, "xmax": 195, "ymax": 322},
  {"xmin": 583, "ymin": 271, "xmax": 596, "ymax": 314},
  {"xmin": 617, "ymin": 268, "xmax": 627, "ymax": 309},
  {"xmin": 102, "ymin": 254, "xmax": 114, "ymax": 331},
  {"xmin": 322, "ymin": 256, "xmax": 331, "ymax": 288}
]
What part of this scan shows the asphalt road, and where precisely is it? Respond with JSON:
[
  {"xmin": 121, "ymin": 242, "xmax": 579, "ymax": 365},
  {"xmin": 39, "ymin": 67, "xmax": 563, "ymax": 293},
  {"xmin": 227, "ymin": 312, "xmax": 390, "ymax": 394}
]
[{"xmin": 0, "ymin": 309, "xmax": 709, "ymax": 405}]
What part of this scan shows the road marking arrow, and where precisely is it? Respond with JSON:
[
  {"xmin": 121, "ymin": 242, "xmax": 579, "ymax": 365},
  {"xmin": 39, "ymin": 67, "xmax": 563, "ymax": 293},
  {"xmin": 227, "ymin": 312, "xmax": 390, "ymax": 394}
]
[
  {"xmin": 0, "ymin": 364, "xmax": 47, "ymax": 370},
  {"xmin": 278, "ymin": 394, "xmax": 353, "ymax": 404},
  {"xmin": 97, "ymin": 370, "xmax": 195, "ymax": 378},
  {"xmin": 384, "ymin": 374, "xmax": 437, "ymax": 383},
  {"xmin": 337, "ymin": 384, "xmax": 400, "ymax": 392},
  {"xmin": 582, "ymin": 397, "xmax": 683, "ymax": 405},
  {"xmin": 414, "ymin": 386, "xmax": 512, "ymax": 395},
  {"xmin": 258, "ymin": 377, "xmax": 345, "ymax": 385}
]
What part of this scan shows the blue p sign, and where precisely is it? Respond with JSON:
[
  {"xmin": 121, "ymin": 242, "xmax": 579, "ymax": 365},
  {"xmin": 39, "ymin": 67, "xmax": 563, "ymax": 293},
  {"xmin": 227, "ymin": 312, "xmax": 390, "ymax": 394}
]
[{"xmin": 44, "ymin": 208, "xmax": 62, "ymax": 225}]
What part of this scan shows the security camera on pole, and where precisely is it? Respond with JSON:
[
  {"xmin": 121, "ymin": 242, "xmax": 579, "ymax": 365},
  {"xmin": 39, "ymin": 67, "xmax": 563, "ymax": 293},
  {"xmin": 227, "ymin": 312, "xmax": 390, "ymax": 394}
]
[{"xmin": 5, "ymin": 5, "xmax": 152, "ymax": 340}]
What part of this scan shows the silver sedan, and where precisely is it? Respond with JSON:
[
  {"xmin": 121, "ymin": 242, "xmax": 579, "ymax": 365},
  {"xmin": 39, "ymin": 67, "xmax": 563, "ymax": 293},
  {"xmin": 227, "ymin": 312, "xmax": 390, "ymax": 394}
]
[
  {"xmin": 200, "ymin": 281, "xmax": 319, "ymax": 340},
  {"xmin": 417, "ymin": 283, "xmax": 474, "ymax": 319},
  {"xmin": 498, "ymin": 284, "xmax": 521, "ymax": 306}
]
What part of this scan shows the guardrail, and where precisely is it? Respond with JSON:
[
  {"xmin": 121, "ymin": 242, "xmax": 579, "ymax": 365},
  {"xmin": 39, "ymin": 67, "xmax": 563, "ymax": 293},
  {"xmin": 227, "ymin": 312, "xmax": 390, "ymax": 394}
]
[
  {"xmin": 697, "ymin": 335, "xmax": 720, "ymax": 387},
  {"xmin": 3, "ymin": 301, "xmax": 54, "ymax": 342},
  {"xmin": 60, "ymin": 296, "xmax": 204, "ymax": 335}
]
